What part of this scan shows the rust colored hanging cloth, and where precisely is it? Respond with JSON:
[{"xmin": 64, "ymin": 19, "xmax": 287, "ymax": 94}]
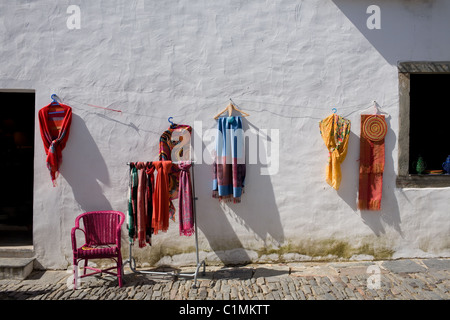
[
  {"xmin": 358, "ymin": 115, "xmax": 387, "ymax": 210},
  {"xmin": 38, "ymin": 102, "xmax": 72, "ymax": 186},
  {"xmin": 152, "ymin": 161, "xmax": 173, "ymax": 234}
]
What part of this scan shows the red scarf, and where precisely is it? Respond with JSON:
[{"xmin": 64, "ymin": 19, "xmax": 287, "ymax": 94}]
[
  {"xmin": 38, "ymin": 103, "xmax": 72, "ymax": 186},
  {"xmin": 152, "ymin": 161, "xmax": 173, "ymax": 234}
]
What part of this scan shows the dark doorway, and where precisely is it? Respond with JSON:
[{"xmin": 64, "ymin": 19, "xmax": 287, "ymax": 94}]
[{"xmin": 0, "ymin": 91, "xmax": 35, "ymax": 246}]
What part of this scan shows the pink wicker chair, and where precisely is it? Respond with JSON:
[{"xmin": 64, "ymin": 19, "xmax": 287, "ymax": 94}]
[{"xmin": 71, "ymin": 211, "xmax": 125, "ymax": 289}]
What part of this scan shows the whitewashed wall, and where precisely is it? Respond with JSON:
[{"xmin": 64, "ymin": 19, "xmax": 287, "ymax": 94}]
[{"xmin": 1, "ymin": 0, "xmax": 449, "ymax": 269}]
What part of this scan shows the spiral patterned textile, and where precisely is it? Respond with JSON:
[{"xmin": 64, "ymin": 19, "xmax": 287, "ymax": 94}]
[
  {"xmin": 358, "ymin": 114, "xmax": 386, "ymax": 211},
  {"xmin": 362, "ymin": 115, "xmax": 387, "ymax": 141}
]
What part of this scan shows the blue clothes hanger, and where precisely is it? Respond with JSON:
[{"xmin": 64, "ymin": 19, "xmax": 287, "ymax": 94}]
[
  {"xmin": 50, "ymin": 94, "xmax": 60, "ymax": 105},
  {"xmin": 168, "ymin": 117, "xmax": 176, "ymax": 128}
]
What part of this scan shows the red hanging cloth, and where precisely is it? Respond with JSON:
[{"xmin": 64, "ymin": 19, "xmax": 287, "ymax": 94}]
[
  {"xmin": 152, "ymin": 161, "xmax": 173, "ymax": 234},
  {"xmin": 38, "ymin": 102, "xmax": 72, "ymax": 186}
]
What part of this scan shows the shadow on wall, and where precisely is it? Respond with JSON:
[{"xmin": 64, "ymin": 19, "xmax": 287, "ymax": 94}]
[
  {"xmin": 336, "ymin": 116, "xmax": 402, "ymax": 237},
  {"xmin": 236, "ymin": 119, "xmax": 284, "ymax": 244},
  {"xmin": 193, "ymin": 118, "xmax": 284, "ymax": 265},
  {"xmin": 332, "ymin": 0, "xmax": 445, "ymax": 65},
  {"xmin": 61, "ymin": 114, "xmax": 112, "ymax": 212}
]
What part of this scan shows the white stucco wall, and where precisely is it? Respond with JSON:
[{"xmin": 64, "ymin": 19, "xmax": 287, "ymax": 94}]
[{"xmin": 1, "ymin": 0, "xmax": 449, "ymax": 269}]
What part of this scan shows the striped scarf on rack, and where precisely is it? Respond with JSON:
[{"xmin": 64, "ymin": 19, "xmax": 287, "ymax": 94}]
[
  {"xmin": 128, "ymin": 162, "xmax": 154, "ymax": 247},
  {"xmin": 127, "ymin": 165, "xmax": 138, "ymax": 241},
  {"xmin": 212, "ymin": 116, "xmax": 246, "ymax": 203},
  {"xmin": 178, "ymin": 161, "xmax": 194, "ymax": 236}
]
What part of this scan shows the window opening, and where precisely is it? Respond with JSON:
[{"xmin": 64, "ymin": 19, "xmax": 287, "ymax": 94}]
[
  {"xmin": 409, "ymin": 74, "xmax": 450, "ymax": 174},
  {"xmin": 397, "ymin": 61, "xmax": 450, "ymax": 188}
]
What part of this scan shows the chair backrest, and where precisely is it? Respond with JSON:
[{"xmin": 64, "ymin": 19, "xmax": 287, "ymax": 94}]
[{"xmin": 77, "ymin": 211, "xmax": 125, "ymax": 247}]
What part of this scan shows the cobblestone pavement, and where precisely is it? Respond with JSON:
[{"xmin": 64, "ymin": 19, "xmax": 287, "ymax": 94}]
[{"xmin": 0, "ymin": 258, "xmax": 448, "ymax": 301}]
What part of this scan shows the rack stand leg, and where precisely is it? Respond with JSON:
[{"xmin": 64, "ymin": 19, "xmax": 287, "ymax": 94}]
[{"xmin": 123, "ymin": 243, "xmax": 206, "ymax": 288}]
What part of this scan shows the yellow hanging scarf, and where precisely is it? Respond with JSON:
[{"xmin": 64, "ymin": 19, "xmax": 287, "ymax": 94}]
[{"xmin": 319, "ymin": 114, "xmax": 351, "ymax": 190}]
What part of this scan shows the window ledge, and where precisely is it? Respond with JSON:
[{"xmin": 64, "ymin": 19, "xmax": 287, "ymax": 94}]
[{"xmin": 396, "ymin": 174, "xmax": 450, "ymax": 188}]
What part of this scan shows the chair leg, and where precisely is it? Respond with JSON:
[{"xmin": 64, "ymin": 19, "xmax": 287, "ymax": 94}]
[
  {"xmin": 84, "ymin": 259, "xmax": 89, "ymax": 275},
  {"xmin": 73, "ymin": 261, "xmax": 78, "ymax": 290},
  {"xmin": 117, "ymin": 254, "xmax": 123, "ymax": 288}
]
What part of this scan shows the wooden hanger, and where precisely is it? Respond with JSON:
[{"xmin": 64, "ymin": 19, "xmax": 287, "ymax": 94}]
[{"xmin": 214, "ymin": 99, "xmax": 250, "ymax": 119}]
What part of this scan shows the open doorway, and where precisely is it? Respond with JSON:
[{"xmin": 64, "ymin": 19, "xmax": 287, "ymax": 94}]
[{"xmin": 0, "ymin": 91, "xmax": 35, "ymax": 246}]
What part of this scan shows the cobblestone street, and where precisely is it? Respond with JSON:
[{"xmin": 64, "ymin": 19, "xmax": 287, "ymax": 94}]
[{"xmin": 0, "ymin": 258, "xmax": 448, "ymax": 302}]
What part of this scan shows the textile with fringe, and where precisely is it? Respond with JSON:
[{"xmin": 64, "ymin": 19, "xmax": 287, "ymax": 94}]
[
  {"xmin": 358, "ymin": 115, "xmax": 387, "ymax": 211},
  {"xmin": 212, "ymin": 116, "xmax": 246, "ymax": 203},
  {"xmin": 38, "ymin": 103, "xmax": 72, "ymax": 186},
  {"xmin": 178, "ymin": 161, "xmax": 194, "ymax": 236}
]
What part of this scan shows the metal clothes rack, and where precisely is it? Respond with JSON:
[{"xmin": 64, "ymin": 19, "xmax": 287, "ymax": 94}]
[{"xmin": 123, "ymin": 161, "xmax": 206, "ymax": 288}]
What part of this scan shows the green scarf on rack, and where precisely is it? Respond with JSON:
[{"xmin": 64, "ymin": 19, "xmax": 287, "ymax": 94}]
[{"xmin": 128, "ymin": 166, "xmax": 138, "ymax": 241}]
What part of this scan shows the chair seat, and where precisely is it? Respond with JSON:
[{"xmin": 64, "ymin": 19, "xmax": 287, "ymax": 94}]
[{"xmin": 75, "ymin": 245, "xmax": 119, "ymax": 259}]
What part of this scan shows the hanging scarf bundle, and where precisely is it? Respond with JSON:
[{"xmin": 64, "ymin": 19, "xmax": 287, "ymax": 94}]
[
  {"xmin": 152, "ymin": 160, "xmax": 173, "ymax": 234},
  {"xmin": 358, "ymin": 115, "xmax": 387, "ymax": 210},
  {"xmin": 319, "ymin": 114, "xmax": 351, "ymax": 190},
  {"xmin": 159, "ymin": 124, "xmax": 192, "ymax": 221},
  {"xmin": 38, "ymin": 102, "xmax": 72, "ymax": 186},
  {"xmin": 127, "ymin": 125, "xmax": 196, "ymax": 239},
  {"xmin": 128, "ymin": 162, "xmax": 154, "ymax": 247},
  {"xmin": 178, "ymin": 161, "xmax": 194, "ymax": 236},
  {"xmin": 212, "ymin": 116, "xmax": 246, "ymax": 203}
]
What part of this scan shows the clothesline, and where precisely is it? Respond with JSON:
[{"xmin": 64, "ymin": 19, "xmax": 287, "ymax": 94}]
[
  {"xmin": 57, "ymin": 95, "xmax": 396, "ymax": 122},
  {"xmin": 126, "ymin": 161, "xmax": 196, "ymax": 165},
  {"xmin": 237, "ymin": 99, "xmax": 396, "ymax": 119}
]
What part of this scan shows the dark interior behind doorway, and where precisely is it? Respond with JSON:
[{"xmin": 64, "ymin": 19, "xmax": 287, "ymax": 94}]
[{"xmin": 0, "ymin": 92, "xmax": 35, "ymax": 246}]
